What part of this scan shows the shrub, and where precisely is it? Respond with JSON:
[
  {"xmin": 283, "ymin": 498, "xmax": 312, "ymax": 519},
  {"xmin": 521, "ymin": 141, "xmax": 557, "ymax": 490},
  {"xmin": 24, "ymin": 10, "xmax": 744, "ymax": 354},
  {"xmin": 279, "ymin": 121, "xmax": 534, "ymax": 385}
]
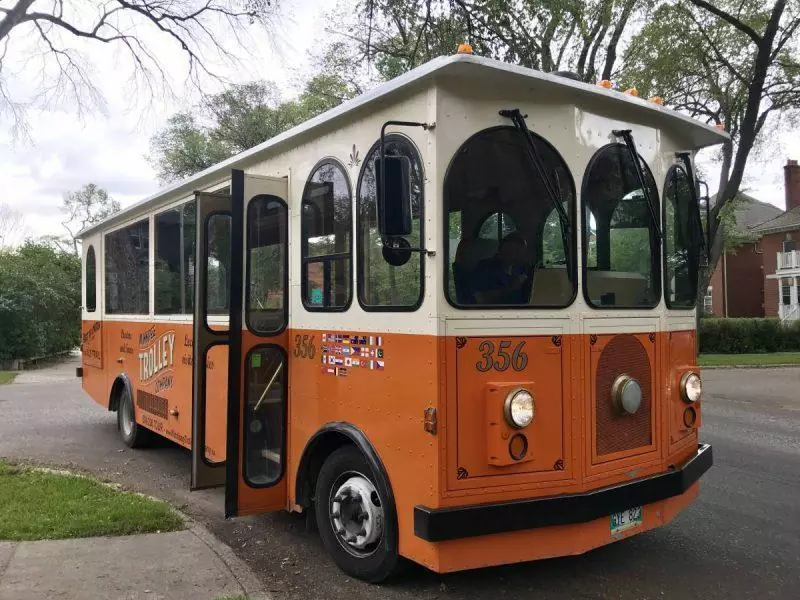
[{"xmin": 699, "ymin": 318, "xmax": 800, "ymax": 354}]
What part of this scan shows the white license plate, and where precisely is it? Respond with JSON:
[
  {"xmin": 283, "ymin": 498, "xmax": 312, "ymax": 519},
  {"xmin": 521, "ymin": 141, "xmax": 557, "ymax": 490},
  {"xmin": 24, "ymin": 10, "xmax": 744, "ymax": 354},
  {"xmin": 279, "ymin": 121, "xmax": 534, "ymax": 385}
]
[{"xmin": 610, "ymin": 506, "xmax": 643, "ymax": 534}]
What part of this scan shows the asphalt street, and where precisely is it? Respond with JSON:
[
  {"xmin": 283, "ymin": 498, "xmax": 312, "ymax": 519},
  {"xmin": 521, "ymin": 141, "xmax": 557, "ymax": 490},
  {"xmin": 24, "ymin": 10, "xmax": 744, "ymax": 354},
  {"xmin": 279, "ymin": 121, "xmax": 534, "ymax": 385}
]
[{"xmin": 1, "ymin": 361, "xmax": 798, "ymax": 599}]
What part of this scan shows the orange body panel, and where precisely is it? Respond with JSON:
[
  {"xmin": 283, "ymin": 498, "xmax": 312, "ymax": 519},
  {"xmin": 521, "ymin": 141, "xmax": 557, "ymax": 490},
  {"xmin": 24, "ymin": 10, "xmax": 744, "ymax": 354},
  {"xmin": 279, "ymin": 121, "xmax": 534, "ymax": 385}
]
[{"xmin": 82, "ymin": 320, "xmax": 703, "ymax": 574}]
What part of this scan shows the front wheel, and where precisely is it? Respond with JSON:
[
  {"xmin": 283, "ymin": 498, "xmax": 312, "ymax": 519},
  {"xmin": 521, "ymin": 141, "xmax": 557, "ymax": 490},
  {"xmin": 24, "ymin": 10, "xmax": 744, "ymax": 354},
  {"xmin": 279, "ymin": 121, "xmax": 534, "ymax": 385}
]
[
  {"xmin": 117, "ymin": 386, "xmax": 152, "ymax": 448},
  {"xmin": 314, "ymin": 445, "xmax": 400, "ymax": 582}
]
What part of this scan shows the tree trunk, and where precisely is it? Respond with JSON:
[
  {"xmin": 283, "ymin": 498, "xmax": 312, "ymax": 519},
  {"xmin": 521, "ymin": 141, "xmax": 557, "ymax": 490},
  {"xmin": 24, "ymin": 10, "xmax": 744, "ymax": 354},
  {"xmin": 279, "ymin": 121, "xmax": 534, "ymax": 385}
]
[
  {"xmin": 0, "ymin": 0, "xmax": 36, "ymax": 42},
  {"xmin": 601, "ymin": 0, "xmax": 637, "ymax": 80}
]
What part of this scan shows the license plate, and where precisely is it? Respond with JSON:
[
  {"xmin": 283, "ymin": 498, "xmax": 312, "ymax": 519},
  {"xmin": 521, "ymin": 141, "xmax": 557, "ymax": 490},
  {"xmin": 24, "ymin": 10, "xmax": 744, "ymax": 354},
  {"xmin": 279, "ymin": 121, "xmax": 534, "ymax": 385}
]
[{"xmin": 610, "ymin": 506, "xmax": 643, "ymax": 534}]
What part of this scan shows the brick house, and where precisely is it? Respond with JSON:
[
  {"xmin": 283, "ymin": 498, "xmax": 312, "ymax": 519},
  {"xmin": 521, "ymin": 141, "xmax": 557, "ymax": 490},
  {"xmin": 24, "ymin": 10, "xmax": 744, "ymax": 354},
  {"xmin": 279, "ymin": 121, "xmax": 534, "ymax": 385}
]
[{"xmin": 706, "ymin": 159, "xmax": 800, "ymax": 321}]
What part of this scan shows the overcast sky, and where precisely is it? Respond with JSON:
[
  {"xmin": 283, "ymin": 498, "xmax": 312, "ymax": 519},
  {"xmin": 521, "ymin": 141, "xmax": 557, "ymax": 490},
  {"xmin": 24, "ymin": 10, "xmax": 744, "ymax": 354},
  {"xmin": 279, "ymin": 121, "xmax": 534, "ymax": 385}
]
[{"xmin": 1, "ymin": 1, "xmax": 797, "ymax": 244}]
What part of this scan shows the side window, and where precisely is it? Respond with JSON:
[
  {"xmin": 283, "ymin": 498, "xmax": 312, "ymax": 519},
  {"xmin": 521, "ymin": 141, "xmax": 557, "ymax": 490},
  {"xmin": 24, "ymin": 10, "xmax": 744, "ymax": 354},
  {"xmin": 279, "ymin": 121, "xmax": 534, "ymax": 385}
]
[
  {"xmin": 582, "ymin": 144, "xmax": 660, "ymax": 308},
  {"xmin": 357, "ymin": 135, "xmax": 424, "ymax": 310},
  {"xmin": 664, "ymin": 165, "xmax": 702, "ymax": 308},
  {"xmin": 85, "ymin": 246, "xmax": 96, "ymax": 312},
  {"xmin": 155, "ymin": 201, "xmax": 196, "ymax": 314},
  {"xmin": 301, "ymin": 160, "xmax": 352, "ymax": 310},
  {"xmin": 247, "ymin": 196, "xmax": 287, "ymax": 334},
  {"xmin": 105, "ymin": 219, "xmax": 150, "ymax": 315}
]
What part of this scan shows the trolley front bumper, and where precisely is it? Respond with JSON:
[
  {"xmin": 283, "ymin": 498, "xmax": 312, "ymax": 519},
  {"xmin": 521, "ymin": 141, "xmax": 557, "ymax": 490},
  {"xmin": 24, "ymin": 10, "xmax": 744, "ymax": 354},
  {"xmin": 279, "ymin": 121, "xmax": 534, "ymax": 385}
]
[{"xmin": 414, "ymin": 443, "xmax": 713, "ymax": 542}]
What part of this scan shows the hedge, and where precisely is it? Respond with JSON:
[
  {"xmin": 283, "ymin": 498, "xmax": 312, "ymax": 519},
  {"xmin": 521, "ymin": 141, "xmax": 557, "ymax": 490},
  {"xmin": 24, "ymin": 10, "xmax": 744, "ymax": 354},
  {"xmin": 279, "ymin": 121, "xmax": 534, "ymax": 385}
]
[{"xmin": 699, "ymin": 318, "xmax": 800, "ymax": 354}]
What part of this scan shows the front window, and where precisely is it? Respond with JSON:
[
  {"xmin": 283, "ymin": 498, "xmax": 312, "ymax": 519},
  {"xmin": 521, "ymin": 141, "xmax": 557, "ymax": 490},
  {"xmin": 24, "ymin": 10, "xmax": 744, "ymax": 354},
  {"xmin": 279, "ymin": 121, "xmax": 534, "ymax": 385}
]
[
  {"xmin": 445, "ymin": 126, "xmax": 575, "ymax": 307},
  {"xmin": 664, "ymin": 165, "xmax": 703, "ymax": 308},
  {"xmin": 582, "ymin": 144, "xmax": 660, "ymax": 308}
]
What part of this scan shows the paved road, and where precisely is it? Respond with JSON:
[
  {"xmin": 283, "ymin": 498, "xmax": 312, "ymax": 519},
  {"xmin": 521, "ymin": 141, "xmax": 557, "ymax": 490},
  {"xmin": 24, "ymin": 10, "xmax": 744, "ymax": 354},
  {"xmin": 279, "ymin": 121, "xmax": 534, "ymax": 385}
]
[{"xmin": 1, "ymin": 361, "xmax": 798, "ymax": 599}]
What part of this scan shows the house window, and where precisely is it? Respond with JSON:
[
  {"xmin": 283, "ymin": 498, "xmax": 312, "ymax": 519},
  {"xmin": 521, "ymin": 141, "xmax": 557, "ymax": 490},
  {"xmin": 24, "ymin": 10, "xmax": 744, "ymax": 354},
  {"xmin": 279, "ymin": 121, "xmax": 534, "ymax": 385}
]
[
  {"xmin": 703, "ymin": 286, "xmax": 713, "ymax": 314},
  {"xmin": 782, "ymin": 280, "xmax": 792, "ymax": 306}
]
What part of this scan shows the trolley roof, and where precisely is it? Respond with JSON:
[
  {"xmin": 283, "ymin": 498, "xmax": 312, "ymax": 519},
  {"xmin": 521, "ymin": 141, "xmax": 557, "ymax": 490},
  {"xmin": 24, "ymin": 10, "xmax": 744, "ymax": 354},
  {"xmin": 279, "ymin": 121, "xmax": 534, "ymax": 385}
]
[{"xmin": 79, "ymin": 53, "xmax": 729, "ymax": 238}]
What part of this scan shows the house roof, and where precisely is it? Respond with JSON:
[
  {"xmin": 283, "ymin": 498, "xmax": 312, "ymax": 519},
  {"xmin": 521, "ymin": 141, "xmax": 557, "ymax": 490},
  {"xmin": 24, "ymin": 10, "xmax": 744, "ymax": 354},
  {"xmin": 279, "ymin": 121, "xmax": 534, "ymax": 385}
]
[
  {"xmin": 78, "ymin": 52, "xmax": 729, "ymax": 239},
  {"xmin": 749, "ymin": 204, "xmax": 800, "ymax": 235},
  {"xmin": 712, "ymin": 192, "xmax": 783, "ymax": 238}
]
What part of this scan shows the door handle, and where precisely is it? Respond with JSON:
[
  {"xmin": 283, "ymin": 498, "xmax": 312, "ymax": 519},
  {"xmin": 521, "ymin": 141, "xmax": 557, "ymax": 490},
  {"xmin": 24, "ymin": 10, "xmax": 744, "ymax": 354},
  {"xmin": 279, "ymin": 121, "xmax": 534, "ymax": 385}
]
[{"xmin": 253, "ymin": 361, "xmax": 283, "ymax": 412}]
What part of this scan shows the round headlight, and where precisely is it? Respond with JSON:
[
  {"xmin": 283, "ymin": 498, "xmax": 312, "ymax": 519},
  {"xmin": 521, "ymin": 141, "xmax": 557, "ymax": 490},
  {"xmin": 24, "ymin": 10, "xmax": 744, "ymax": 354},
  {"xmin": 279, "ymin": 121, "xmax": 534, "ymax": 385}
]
[
  {"xmin": 681, "ymin": 372, "xmax": 702, "ymax": 403},
  {"xmin": 612, "ymin": 375, "xmax": 642, "ymax": 415},
  {"xmin": 504, "ymin": 389, "xmax": 534, "ymax": 428}
]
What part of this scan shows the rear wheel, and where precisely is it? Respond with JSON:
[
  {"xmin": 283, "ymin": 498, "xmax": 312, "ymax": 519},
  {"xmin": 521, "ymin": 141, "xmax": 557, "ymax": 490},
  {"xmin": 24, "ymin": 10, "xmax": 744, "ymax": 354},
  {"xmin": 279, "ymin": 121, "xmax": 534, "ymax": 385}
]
[
  {"xmin": 117, "ymin": 386, "xmax": 152, "ymax": 448},
  {"xmin": 315, "ymin": 445, "xmax": 400, "ymax": 582}
]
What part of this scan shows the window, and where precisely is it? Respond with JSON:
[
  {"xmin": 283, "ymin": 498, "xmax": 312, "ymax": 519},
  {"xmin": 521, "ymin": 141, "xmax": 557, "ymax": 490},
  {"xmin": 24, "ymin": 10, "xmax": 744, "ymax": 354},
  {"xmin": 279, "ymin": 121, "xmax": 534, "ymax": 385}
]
[
  {"xmin": 206, "ymin": 214, "xmax": 231, "ymax": 315},
  {"xmin": 246, "ymin": 196, "xmax": 287, "ymax": 334},
  {"xmin": 664, "ymin": 165, "xmax": 703, "ymax": 308},
  {"xmin": 703, "ymin": 286, "xmax": 713, "ymax": 315},
  {"xmin": 582, "ymin": 144, "xmax": 660, "ymax": 308},
  {"xmin": 155, "ymin": 201, "xmax": 196, "ymax": 314},
  {"xmin": 85, "ymin": 246, "xmax": 96, "ymax": 312},
  {"xmin": 444, "ymin": 126, "xmax": 576, "ymax": 307},
  {"xmin": 105, "ymin": 219, "xmax": 149, "ymax": 314},
  {"xmin": 301, "ymin": 160, "xmax": 352, "ymax": 310},
  {"xmin": 782, "ymin": 280, "xmax": 792, "ymax": 306},
  {"xmin": 357, "ymin": 135, "xmax": 424, "ymax": 310}
]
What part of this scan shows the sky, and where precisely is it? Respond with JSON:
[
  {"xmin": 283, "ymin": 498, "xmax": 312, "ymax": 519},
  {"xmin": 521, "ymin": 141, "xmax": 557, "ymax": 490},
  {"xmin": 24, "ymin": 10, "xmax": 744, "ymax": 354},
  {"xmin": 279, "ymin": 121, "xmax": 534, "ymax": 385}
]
[{"xmin": 0, "ymin": 0, "xmax": 797, "ymax": 245}]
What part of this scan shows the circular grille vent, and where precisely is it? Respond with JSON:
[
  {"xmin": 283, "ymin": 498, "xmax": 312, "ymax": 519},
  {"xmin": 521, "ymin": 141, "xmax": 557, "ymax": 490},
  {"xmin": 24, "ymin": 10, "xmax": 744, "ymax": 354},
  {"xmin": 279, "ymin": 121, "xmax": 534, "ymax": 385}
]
[{"xmin": 595, "ymin": 335, "xmax": 652, "ymax": 456}]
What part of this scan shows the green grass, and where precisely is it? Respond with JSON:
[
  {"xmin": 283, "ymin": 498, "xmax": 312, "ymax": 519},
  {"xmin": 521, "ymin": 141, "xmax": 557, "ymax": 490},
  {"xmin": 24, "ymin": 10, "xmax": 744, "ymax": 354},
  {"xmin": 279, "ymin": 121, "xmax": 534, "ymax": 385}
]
[
  {"xmin": 0, "ymin": 371, "xmax": 18, "ymax": 385},
  {"xmin": 699, "ymin": 352, "xmax": 800, "ymax": 367},
  {"xmin": 0, "ymin": 460, "xmax": 183, "ymax": 541}
]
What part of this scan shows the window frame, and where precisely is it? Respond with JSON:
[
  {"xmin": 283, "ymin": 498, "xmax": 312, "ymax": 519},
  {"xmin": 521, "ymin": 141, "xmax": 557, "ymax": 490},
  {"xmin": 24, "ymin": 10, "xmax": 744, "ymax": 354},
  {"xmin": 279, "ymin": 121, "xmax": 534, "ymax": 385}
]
[
  {"xmin": 356, "ymin": 134, "xmax": 425, "ymax": 312},
  {"xmin": 442, "ymin": 125, "xmax": 578, "ymax": 310},
  {"xmin": 103, "ymin": 217, "xmax": 151, "ymax": 316},
  {"xmin": 662, "ymin": 163, "xmax": 702, "ymax": 310},
  {"xmin": 85, "ymin": 245, "xmax": 97, "ymax": 313},
  {"xmin": 245, "ymin": 194, "xmax": 289, "ymax": 336},
  {"xmin": 580, "ymin": 142, "xmax": 661, "ymax": 310},
  {"xmin": 300, "ymin": 157, "xmax": 354, "ymax": 313},
  {"xmin": 154, "ymin": 200, "xmax": 197, "ymax": 316}
]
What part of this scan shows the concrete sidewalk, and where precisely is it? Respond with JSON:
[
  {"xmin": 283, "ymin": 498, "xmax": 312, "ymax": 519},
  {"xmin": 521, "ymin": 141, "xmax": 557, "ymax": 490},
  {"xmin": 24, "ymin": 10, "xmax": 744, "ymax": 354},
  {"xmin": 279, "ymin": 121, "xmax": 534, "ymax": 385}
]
[{"xmin": 0, "ymin": 522, "xmax": 267, "ymax": 600}]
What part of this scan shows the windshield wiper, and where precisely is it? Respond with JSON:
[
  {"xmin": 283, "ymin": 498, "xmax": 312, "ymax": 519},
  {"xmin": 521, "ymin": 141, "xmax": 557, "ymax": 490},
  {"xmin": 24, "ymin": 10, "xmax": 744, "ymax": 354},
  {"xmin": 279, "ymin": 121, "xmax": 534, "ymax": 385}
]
[
  {"xmin": 613, "ymin": 129, "xmax": 662, "ymax": 242},
  {"xmin": 676, "ymin": 151, "xmax": 708, "ymax": 267},
  {"xmin": 499, "ymin": 108, "xmax": 571, "ymax": 279}
]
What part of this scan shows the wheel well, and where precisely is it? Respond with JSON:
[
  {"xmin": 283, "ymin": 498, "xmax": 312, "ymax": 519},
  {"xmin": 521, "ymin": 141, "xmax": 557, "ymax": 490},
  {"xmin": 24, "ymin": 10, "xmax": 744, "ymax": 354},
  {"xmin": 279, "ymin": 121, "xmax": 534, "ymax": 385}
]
[
  {"xmin": 108, "ymin": 376, "xmax": 129, "ymax": 412},
  {"xmin": 296, "ymin": 430, "xmax": 354, "ymax": 508}
]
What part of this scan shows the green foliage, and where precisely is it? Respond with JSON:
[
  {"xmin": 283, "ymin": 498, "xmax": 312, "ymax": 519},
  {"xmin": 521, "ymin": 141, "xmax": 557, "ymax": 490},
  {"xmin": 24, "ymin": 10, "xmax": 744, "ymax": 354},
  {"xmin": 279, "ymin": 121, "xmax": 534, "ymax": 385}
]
[
  {"xmin": 149, "ymin": 47, "xmax": 361, "ymax": 183},
  {"xmin": 0, "ymin": 460, "xmax": 182, "ymax": 541},
  {"xmin": 0, "ymin": 242, "xmax": 80, "ymax": 360},
  {"xmin": 699, "ymin": 318, "xmax": 800, "ymax": 354}
]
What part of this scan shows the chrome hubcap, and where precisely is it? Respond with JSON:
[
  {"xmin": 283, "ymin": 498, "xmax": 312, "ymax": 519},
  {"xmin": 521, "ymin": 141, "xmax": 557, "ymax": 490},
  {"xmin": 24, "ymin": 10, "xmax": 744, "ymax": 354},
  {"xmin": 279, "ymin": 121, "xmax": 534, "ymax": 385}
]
[{"xmin": 329, "ymin": 474, "xmax": 384, "ymax": 556}]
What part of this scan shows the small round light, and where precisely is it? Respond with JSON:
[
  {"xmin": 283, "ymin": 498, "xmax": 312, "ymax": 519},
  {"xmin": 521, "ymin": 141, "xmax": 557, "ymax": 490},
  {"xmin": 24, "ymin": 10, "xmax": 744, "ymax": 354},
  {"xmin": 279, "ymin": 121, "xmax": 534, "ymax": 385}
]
[
  {"xmin": 612, "ymin": 375, "xmax": 642, "ymax": 415},
  {"xmin": 681, "ymin": 372, "xmax": 702, "ymax": 403},
  {"xmin": 504, "ymin": 389, "xmax": 534, "ymax": 428},
  {"xmin": 509, "ymin": 434, "xmax": 528, "ymax": 461},
  {"xmin": 457, "ymin": 42, "xmax": 473, "ymax": 55},
  {"xmin": 683, "ymin": 406, "xmax": 697, "ymax": 428}
]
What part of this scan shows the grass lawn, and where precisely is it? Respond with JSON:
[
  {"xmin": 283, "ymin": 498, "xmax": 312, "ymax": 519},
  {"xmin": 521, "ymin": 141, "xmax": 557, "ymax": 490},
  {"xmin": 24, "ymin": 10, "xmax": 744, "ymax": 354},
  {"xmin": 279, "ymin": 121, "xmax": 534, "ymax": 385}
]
[
  {"xmin": 699, "ymin": 352, "xmax": 800, "ymax": 367},
  {"xmin": 0, "ymin": 460, "xmax": 183, "ymax": 541},
  {"xmin": 0, "ymin": 371, "xmax": 18, "ymax": 385}
]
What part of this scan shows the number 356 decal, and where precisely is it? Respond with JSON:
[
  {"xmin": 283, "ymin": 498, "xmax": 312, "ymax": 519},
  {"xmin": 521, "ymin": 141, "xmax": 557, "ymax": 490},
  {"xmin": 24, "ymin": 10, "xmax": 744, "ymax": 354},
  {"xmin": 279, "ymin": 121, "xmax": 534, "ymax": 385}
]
[{"xmin": 475, "ymin": 340, "xmax": 528, "ymax": 372}]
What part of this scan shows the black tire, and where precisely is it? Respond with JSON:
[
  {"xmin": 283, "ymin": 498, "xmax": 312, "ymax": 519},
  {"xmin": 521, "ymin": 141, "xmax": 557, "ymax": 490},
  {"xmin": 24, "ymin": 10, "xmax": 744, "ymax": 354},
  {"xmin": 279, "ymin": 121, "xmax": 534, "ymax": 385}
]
[
  {"xmin": 117, "ymin": 386, "xmax": 152, "ymax": 448},
  {"xmin": 315, "ymin": 445, "xmax": 400, "ymax": 583}
]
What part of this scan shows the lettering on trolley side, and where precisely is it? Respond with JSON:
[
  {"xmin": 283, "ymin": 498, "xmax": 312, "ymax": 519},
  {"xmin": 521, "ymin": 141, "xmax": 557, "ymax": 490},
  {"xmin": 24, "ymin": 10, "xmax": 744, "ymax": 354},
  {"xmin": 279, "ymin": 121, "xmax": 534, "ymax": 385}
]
[
  {"xmin": 475, "ymin": 340, "xmax": 528, "ymax": 372},
  {"xmin": 138, "ymin": 330, "xmax": 176, "ymax": 383}
]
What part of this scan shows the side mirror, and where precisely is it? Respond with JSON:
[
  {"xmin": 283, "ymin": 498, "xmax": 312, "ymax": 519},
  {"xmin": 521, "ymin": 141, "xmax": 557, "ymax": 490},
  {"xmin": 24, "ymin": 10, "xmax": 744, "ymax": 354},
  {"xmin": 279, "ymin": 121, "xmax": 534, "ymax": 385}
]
[{"xmin": 376, "ymin": 155, "xmax": 412, "ymax": 236}]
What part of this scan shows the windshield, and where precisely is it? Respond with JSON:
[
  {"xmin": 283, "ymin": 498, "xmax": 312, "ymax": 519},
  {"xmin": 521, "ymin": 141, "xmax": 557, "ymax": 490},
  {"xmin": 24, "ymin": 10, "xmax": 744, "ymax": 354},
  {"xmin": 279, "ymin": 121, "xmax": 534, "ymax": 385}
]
[
  {"xmin": 583, "ymin": 144, "xmax": 660, "ymax": 308},
  {"xmin": 444, "ymin": 126, "xmax": 576, "ymax": 307},
  {"xmin": 664, "ymin": 165, "xmax": 702, "ymax": 308}
]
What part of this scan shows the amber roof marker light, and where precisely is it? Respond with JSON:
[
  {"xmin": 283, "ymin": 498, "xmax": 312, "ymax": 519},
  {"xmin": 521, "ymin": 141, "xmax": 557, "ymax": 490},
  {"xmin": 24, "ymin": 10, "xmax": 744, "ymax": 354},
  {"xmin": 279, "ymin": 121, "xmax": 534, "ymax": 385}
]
[{"xmin": 457, "ymin": 43, "xmax": 473, "ymax": 55}]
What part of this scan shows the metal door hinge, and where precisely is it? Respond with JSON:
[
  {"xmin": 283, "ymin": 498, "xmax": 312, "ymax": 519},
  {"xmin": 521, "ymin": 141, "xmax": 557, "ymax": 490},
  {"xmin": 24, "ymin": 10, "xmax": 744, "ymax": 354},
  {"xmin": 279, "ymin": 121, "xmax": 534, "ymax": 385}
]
[{"xmin": 424, "ymin": 407, "xmax": 437, "ymax": 435}]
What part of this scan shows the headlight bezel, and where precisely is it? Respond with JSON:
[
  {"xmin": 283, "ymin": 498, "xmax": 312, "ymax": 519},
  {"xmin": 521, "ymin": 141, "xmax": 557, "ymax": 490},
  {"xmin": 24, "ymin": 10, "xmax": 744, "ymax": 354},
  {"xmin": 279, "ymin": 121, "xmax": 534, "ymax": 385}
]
[
  {"xmin": 503, "ymin": 388, "xmax": 535, "ymax": 429},
  {"xmin": 680, "ymin": 371, "xmax": 702, "ymax": 403}
]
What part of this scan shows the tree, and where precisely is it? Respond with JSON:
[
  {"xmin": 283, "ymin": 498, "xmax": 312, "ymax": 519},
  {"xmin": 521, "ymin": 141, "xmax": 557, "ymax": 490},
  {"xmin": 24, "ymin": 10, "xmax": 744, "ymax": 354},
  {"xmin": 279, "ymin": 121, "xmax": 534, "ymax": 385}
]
[
  {"xmin": 149, "ymin": 46, "xmax": 362, "ymax": 182},
  {"xmin": 57, "ymin": 183, "xmax": 121, "ymax": 255},
  {"xmin": 345, "ymin": 0, "xmax": 651, "ymax": 82},
  {"xmin": 622, "ymin": 0, "xmax": 800, "ymax": 293},
  {"xmin": 0, "ymin": 1, "xmax": 278, "ymax": 134},
  {"xmin": 0, "ymin": 202, "xmax": 26, "ymax": 248}
]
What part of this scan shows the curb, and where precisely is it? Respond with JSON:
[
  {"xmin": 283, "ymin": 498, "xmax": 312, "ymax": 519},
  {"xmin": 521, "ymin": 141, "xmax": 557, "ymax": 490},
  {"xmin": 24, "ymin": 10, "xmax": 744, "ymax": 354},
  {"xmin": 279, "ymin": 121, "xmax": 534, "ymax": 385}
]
[{"xmin": 187, "ymin": 519, "xmax": 270, "ymax": 600}]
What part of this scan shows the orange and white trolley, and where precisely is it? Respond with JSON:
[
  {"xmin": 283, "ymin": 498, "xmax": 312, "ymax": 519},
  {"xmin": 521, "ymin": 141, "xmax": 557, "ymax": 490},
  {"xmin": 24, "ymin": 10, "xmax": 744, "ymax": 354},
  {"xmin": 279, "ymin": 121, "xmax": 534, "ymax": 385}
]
[{"xmin": 78, "ymin": 53, "xmax": 724, "ymax": 581}]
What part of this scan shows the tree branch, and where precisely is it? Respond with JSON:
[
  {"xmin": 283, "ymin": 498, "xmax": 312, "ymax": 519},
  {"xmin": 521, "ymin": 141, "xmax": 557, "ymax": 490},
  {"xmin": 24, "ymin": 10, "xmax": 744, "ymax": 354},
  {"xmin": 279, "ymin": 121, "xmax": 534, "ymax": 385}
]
[{"xmin": 688, "ymin": 0, "xmax": 762, "ymax": 45}]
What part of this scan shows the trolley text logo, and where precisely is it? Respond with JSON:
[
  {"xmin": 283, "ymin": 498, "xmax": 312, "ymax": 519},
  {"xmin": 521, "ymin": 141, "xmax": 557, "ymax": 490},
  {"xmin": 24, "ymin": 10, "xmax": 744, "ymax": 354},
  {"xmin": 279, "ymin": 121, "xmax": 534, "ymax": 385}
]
[{"xmin": 138, "ymin": 328, "xmax": 176, "ymax": 386}]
